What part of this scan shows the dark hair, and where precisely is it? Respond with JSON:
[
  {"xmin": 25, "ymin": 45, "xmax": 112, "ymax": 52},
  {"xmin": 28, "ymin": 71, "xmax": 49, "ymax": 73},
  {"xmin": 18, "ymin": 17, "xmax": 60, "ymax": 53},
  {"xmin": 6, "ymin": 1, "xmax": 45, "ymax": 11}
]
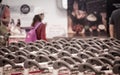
[
  {"xmin": 31, "ymin": 14, "xmax": 41, "ymax": 27},
  {"xmin": 40, "ymin": 13, "xmax": 44, "ymax": 15},
  {"xmin": 74, "ymin": 0, "xmax": 79, "ymax": 3},
  {"xmin": 0, "ymin": 0, "xmax": 2, "ymax": 3},
  {"xmin": 76, "ymin": 0, "xmax": 87, "ymax": 11},
  {"xmin": 16, "ymin": 19, "xmax": 21, "ymax": 27}
]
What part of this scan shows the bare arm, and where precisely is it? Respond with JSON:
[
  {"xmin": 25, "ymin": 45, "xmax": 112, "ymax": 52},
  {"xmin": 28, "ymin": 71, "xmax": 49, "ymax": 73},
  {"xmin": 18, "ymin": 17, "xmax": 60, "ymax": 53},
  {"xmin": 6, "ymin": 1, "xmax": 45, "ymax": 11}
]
[
  {"xmin": 109, "ymin": 24, "xmax": 114, "ymax": 38},
  {"xmin": 76, "ymin": 10, "xmax": 86, "ymax": 19},
  {"xmin": 68, "ymin": 16, "xmax": 75, "ymax": 33}
]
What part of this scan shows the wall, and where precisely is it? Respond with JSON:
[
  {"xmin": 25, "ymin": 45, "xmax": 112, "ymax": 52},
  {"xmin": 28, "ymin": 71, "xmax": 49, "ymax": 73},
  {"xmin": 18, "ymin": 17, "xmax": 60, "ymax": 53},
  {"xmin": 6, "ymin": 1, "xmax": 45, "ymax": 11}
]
[{"xmin": 2, "ymin": 0, "xmax": 68, "ymax": 38}]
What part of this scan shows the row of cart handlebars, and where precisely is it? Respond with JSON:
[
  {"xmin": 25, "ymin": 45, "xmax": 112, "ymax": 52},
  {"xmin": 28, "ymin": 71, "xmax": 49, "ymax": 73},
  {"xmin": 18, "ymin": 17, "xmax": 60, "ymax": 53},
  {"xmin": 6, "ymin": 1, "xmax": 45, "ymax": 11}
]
[{"xmin": 0, "ymin": 37, "xmax": 120, "ymax": 75}]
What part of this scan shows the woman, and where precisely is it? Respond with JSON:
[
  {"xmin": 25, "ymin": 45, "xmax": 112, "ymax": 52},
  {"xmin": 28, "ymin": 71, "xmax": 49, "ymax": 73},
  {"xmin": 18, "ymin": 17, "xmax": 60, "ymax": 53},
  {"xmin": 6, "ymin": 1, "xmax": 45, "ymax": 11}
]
[
  {"xmin": 25, "ymin": 14, "xmax": 47, "ymax": 43},
  {"xmin": 35, "ymin": 13, "xmax": 47, "ymax": 41},
  {"xmin": 68, "ymin": 0, "xmax": 87, "ymax": 36}
]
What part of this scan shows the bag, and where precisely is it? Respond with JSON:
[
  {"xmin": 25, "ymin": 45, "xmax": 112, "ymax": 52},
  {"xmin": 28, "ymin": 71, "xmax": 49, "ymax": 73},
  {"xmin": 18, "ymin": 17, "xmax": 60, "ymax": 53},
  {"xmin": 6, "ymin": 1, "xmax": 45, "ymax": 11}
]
[{"xmin": 25, "ymin": 22, "xmax": 41, "ymax": 43}]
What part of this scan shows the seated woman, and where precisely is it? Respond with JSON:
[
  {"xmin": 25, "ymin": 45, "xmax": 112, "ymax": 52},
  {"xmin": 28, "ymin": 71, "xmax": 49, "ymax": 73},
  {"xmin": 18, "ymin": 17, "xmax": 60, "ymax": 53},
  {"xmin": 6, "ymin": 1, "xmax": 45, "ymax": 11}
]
[
  {"xmin": 68, "ymin": 0, "xmax": 87, "ymax": 37},
  {"xmin": 87, "ymin": 12, "xmax": 104, "ymax": 36}
]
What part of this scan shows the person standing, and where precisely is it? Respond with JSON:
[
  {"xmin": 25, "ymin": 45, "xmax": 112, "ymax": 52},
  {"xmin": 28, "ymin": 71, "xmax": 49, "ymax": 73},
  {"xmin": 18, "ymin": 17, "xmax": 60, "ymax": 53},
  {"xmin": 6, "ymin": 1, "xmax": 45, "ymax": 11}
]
[
  {"xmin": 0, "ymin": 0, "xmax": 10, "ymax": 46},
  {"xmin": 109, "ymin": 8, "xmax": 120, "ymax": 40},
  {"xmin": 36, "ymin": 13, "xmax": 47, "ymax": 41},
  {"xmin": 0, "ymin": 0, "xmax": 10, "ymax": 35},
  {"xmin": 25, "ymin": 13, "xmax": 47, "ymax": 43}
]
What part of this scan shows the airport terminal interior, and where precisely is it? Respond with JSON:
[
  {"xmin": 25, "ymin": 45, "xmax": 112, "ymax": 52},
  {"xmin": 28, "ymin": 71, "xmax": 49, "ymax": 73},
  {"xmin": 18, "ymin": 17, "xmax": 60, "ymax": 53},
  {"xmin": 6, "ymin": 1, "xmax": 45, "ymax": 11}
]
[{"xmin": 0, "ymin": 0, "xmax": 120, "ymax": 75}]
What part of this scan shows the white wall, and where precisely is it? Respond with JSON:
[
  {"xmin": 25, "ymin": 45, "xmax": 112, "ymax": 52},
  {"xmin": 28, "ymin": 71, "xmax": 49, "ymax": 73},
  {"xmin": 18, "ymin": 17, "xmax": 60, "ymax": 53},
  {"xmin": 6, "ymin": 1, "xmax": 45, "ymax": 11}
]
[{"xmin": 2, "ymin": 0, "xmax": 68, "ymax": 38}]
